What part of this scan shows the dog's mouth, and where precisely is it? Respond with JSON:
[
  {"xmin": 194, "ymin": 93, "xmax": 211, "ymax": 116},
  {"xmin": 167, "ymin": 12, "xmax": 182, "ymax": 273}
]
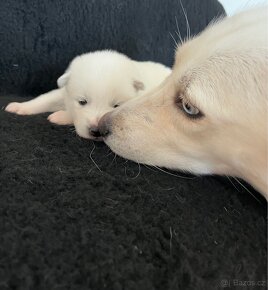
[
  {"xmin": 91, "ymin": 136, "xmax": 103, "ymax": 142},
  {"xmin": 89, "ymin": 130, "xmax": 103, "ymax": 142},
  {"xmin": 75, "ymin": 131, "xmax": 104, "ymax": 142},
  {"xmin": 75, "ymin": 126, "xmax": 104, "ymax": 141}
]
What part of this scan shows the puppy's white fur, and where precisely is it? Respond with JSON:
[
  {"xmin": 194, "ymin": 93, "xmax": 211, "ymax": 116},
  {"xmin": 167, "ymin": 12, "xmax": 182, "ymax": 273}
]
[
  {"xmin": 100, "ymin": 7, "xmax": 268, "ymax": 198},
  {"xmin": 5, "ymin": 50, "xmax": 171, "ymax": 140}
]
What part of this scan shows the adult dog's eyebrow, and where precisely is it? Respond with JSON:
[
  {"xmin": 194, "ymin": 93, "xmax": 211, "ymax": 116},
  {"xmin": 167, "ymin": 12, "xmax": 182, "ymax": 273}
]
[{"xmin": 178, "ymin": 74, "xmax": 193, "ymax": 88}]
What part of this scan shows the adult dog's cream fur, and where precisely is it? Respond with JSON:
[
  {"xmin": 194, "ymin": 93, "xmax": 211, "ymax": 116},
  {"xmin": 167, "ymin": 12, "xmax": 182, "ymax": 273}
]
[
  {"xmin": 5, "ymin": 50, "xmax": 171, "ymax": 140},
  {"xmin": 99, "ymin": 8, "xmax": 268, "ymax": 198}
]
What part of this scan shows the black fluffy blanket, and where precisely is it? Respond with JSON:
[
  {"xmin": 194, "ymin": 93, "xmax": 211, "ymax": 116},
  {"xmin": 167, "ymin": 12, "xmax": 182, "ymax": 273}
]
[{"xmin": 0, "ymin": 1, "xmax": 266, "ymax": 289}]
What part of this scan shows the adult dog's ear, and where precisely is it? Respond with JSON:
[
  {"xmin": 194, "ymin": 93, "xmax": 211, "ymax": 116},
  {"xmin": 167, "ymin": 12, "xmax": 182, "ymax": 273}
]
[
  {"xmin": 133, "ymin": 80, "xmax": 145, "ymax": 92},
  {"xmin": 57, "ymin": 71, "xmax": 71, "ymax": 88}
]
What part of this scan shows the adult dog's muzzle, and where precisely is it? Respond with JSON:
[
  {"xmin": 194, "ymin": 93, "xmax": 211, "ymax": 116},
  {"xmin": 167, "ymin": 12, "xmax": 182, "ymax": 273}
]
[{"xmin": 98, "ymin": 112, "xmax": 112, "ymax": 138}]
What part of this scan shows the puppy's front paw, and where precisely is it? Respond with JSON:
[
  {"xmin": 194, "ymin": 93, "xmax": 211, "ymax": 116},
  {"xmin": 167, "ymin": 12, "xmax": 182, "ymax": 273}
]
[
  {"xmin": 48, "ymin": 111, "xmax": 73, "ymax": 125},
  {"xmin": 5, "ymin": 102, "xmax": 33, "ymax": 115}
]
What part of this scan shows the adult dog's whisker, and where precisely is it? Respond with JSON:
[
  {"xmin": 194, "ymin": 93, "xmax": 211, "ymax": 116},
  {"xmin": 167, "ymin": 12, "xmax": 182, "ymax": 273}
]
[
  {"xmin": 131, "ymin": 162, "xmax": 141, "ymax": 179},
  {"xmin": 89, "ymin": 142, "xmax": 102, "ymax": 172},
  {"xmin": 153, "ymin": 166, "xmax": 196, "ymax": 180},
  {"xmin": 226, "ymin": 176, "xmax": 240, "ymax": 192},
  {"xmin": 179, "ymin": 0, "xmax": 191, "ymax": 40},
  {"xmin": 175, "ymin": 16, "xmax": 183, "ymax": 45},
  {"xmin": 143, "ymin": 164, "xmax": 158, "ymax": 173},
  {"xmin": 111, "ymin": 153, "xmax": 117, "ymax": 165},
  {"xmin": 105, "ymin": 150, "xmax": 115, "ymax": 158},
  {"xmin": 169, "ymin": 32, "xmax": 179, "ymax": 49},
  {"xmin": 233, "ymin": 177, "xmax": 261, "ymax": 204}
]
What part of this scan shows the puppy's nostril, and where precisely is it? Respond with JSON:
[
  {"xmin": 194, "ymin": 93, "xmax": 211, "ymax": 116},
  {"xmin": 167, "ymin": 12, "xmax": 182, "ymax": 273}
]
[{"xmin": 90, "ymin": 127, "xmax": 101, "ymax": 138}]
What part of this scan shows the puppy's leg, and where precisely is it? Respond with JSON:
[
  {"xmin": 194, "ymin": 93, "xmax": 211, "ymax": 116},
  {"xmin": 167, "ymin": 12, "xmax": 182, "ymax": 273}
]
[
  {"xmin": 47, "ymin": 110, "xmax": 73, "ymax": 125},
  {"xmin": 5, "ymin": 88, "xmax": 65, "ymax": 115}
]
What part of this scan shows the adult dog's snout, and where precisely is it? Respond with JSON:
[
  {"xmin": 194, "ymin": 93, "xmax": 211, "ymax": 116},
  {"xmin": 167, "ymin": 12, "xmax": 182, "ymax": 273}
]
[{"xmin": 99, "ymin": 112, "xmax": 112, "ymax": 138}]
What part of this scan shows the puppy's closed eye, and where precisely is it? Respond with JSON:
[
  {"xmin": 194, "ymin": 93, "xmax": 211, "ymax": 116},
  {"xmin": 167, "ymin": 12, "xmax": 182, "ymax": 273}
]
[{"xmin": 78, "ymin": 99, "xmax": 88, "ymax": 106}]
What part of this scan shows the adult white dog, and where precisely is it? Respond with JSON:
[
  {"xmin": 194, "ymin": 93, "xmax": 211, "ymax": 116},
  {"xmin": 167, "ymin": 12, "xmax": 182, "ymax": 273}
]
[
  {"xmin": 5, "ymin": 50, "xmax": 171, "ymax": 140},
  {"xmin": 98, "ymin": 7, "xmax": 268, "ymax": 199}
]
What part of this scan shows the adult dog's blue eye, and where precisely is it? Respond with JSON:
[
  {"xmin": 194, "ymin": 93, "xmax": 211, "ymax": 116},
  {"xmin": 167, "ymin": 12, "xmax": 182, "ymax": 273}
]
[
  {"xmin": 182, "ymin": 100, "xmax": 200, "ymax": 116},
  {"xmin": 175, "ymin": 96, "xmax": 203, "ymax": 119},
  {"xmin": 78, "ymin": 99, "xmax": 87, "ymax": 106}
]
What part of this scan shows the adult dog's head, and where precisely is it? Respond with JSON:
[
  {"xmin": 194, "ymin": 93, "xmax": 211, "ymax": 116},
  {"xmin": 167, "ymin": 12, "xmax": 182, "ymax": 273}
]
[{"xmin": 100, "ymin": 7, "xmax": 268, "ymax": 198}]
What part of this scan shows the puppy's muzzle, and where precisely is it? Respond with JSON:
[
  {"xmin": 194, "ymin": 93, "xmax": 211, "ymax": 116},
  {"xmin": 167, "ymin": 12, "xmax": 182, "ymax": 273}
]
[{"xmin": 99, "ymin": 112, "xmax": 112, "ymax": 138}]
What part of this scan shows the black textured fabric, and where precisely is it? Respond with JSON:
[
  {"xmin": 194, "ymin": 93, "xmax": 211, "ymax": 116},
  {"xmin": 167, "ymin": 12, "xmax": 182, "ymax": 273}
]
[
  {"xmin": 0, "ymin": 1, "xmax": 267, "ymax": 290},
  {"xmin": 0, "ymin": 96, "xmax": 266, "ymax": 290},
  {"xmin": 0, "ymin": 0, "xmax": 224, "ymax": 96}
]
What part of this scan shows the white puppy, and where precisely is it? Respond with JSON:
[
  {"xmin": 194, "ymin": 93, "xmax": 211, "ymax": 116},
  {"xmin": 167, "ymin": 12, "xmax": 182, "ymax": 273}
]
[
  {"xmin": 98, "ymin": 8, "xmax": 268, "ymax": 199},
  {"xmin": 5, "ymin": 50, "xmax": 171, "ymax": 140}
]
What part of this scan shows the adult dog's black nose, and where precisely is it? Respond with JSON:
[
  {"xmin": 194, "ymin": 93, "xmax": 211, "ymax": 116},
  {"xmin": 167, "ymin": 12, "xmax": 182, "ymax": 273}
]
[
  {"xmin": 99, "ymin": 112, "xmax": 112, "ymax": 138},
  {"xmin": 90, "ymin": 126, "xmax": 101, "ymax": 138}
]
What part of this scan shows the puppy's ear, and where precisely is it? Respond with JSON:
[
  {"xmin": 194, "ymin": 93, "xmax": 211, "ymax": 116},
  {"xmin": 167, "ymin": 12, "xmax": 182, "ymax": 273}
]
[
  {"xmin": 133, "ymin": 80, "xmax": 145, "ymax": 92},
  {"xmin": 57, "ymin": 71, "xmax": 71, "ymax": 88}
]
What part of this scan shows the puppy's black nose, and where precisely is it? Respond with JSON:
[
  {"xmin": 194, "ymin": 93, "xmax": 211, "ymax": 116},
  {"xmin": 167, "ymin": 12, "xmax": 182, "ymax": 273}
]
[
  {"xmin": 90, "ymin": 126, "xmax": 101, "ymax": 138},
  {"xmin": 99, "ymin": 112, "xmax": 112, "ymax": 138}
]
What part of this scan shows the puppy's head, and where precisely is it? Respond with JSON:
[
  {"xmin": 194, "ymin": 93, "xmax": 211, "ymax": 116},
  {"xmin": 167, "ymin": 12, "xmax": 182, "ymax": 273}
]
[
  {"xmin": 58, "ymin": 51, "xmax": 145, "ymax": 140},
  {"xmin": 100, "ymin": 9, "xmax": 268, "ymax": 193}
]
